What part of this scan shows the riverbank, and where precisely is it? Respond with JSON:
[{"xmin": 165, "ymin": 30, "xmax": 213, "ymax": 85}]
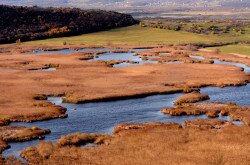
[
  {"xmin": 0, "ymin": 44, "xmax": 249, "ymax": 123},
  {"xmin": 0, "ymin": 43, "xmax": 250, "ymax": 162},
  {"xmin": 17, "ymin": 121, "xmax": 250, "ymax": 165}
]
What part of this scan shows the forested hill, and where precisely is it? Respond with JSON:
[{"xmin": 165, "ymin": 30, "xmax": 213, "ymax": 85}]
[{"xmin": 0, "ymin": 5, "xmax": 138, "ymax": 44}]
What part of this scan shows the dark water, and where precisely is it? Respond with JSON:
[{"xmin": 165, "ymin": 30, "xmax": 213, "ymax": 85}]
[{"xmin": 3, "ymin": 53, "xmax": 250, "ymax": 157}]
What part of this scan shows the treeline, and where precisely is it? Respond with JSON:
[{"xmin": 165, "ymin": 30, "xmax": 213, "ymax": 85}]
[
  {"xmin": 140, "ymin": 20, "xmax": 249, "ymax": 35},
  {"xmin": 0, "ymin": 5, "xmax": 138, "ymax": 44}
]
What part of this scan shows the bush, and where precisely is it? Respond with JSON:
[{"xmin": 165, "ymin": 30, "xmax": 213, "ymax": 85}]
[{"xmin": 214, "ymin": 48, "xmax": 221, "ymax": 54}]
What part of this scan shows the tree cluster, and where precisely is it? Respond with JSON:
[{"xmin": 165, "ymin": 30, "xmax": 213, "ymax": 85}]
[{"xmin": 140, "ymin": 20, "xmax": 248, "ymax": 35}]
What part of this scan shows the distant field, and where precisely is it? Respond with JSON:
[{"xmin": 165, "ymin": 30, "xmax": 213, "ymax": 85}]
[
  {"xmin": 25, "ymin": 25, "xmax": 250, "ymax": 46},
  {"xmin": 205, "ymin": 44, "xmax": 250, "ymax": 56}
]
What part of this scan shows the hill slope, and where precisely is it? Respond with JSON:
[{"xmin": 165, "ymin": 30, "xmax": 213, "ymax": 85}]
[{"xmin": 0, "ymin": 5, "xmax": 137, "ymax": 44}]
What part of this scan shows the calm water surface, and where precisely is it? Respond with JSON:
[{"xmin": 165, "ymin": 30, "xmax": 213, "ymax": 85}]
[
  {"xmin": 91, "ymin": 50, "xmax": 157, "ymax": 67},
  {"xmin": 3, "ymin": 52, "xmax": 250, "ymax": 157}
]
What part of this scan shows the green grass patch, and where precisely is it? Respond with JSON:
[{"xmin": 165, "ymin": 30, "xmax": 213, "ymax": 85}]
[
  {"xmin": 206, "ymin": 44, "xmax": 250, "ymax": 56},
  {"xmin": 24, "ymin": 25, "xmax": 250, "ymax": 46}
]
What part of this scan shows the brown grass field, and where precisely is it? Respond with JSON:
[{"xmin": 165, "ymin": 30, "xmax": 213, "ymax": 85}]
[
  {"xmin": 0, "ymin": 44, "xmax": 249, "ymax": 123},
  {"xmin": 174, "ymin": 92, "xmax": 210, "ymax": 105},
  {"xmin": 17, "ymin": 122, "xmax": 250, "ymax": 165},
  {"xmin": 162, "ymin": 102, "xmax": 250, "ymax": 125},
  {"xmin": 0, "ymin": 43, "xmax": 250, "ymax": 164}
]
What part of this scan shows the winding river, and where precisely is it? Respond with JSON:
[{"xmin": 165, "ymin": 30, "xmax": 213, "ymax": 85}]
[{"xmin": 3, "ymin": 51, "xmax": 250, "ymax": 157}]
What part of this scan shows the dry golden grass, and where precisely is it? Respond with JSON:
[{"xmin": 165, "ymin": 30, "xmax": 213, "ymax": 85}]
[
  {"xmin": 0, "ymin": 44, "xmax": 250, "ymax": 159},
  {"xmin": 0, "ymin": 118, "xmax": 10, "ymax": 126},
  {"xmin": 162, "ymin": 102, "xmax": 250, "ymax": 125},
  {"xmin": 174, "ymin": 92, "xmax": 210, "ymax": 105},
  {"xmin": 56, "ymin": 133, "xmax": 111, "ymax": 147},
  {"xmin": 0, "ymin": 126, "xmax": 50, "ymax": 154},
  {"xmin": 0, "ymin": 155, "xmax": 23, "ymax": 165},
  {"xmin": 113, "ymin": 122, "xmax": 181, "ymax": 134},
  {"xmin": 0, "ymin": 126, "xmax": 50, "ymax": 142},
  {"xmin": 198, "ymin": 49, "xmax": 250, "ymax": 66},
  {"xmin": 0, "ymin": 44, "xmax": 249, "ymax": 123},
  {"xmin": 0, "ymin": 140, "xmax": 9, "ymax": 154},
  {"xmin": 184, "ymin": 119, "xmax": 230, "ymax": 130},
  {"xmin": 19, "ymin": 122, "xmax": 250, "ymax": 165}
]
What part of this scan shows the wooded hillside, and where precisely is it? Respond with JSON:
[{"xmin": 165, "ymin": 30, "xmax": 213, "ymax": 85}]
[{"xmin": 0, "ymin": 5, "xmax": 138, "ymax": 44}]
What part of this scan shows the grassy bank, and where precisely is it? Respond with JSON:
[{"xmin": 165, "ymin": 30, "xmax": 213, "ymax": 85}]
[
  {"xmin": 205, "ymin": 44, "xmax": 250, "ymax": 56},
  {"xmin": 24, "ymin": 25, "xmax": 250, "ymax": 46}
]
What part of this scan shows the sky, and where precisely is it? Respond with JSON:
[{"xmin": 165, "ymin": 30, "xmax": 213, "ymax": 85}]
[{"xmin": 1, "ymin": 0, "xmax": 249, "ymax": 10}]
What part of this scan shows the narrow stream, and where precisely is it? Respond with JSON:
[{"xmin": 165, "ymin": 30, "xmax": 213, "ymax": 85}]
[
  {"xmin": 190, "ymin": 55, "xmax": 250, "ymax": 72},
  {"xmin": 25, "ymin": 48, "xmax": 113, "ymax": 54},
  {"xmin": 3, "ymin": 53, "xmax": 250, "ymax": 158}
]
